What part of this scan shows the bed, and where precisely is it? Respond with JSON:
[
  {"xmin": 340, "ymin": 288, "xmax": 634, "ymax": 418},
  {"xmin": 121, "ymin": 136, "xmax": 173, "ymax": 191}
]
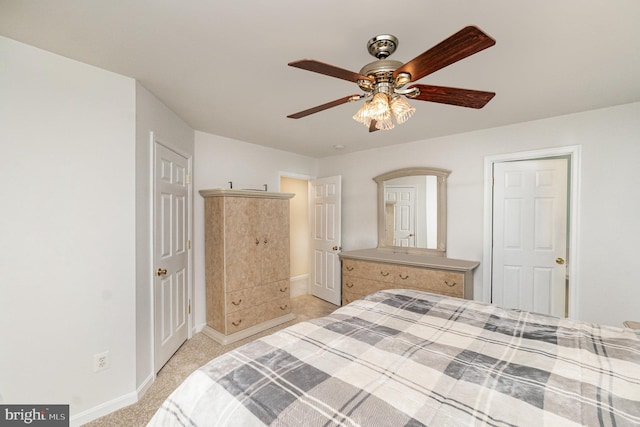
[{"xmin": 148, "ymin": 289, "xmax": 640, "ymax": 426}]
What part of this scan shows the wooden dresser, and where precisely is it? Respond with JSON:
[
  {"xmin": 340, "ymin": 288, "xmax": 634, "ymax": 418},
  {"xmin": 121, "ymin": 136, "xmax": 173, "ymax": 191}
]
[
  {"xmin": 339, "ymin": 249, "xmax": 479, "ymax": 305},
  {"xmin": 200, "ymin": 189, "xmax": 295, "ymax": 344}
]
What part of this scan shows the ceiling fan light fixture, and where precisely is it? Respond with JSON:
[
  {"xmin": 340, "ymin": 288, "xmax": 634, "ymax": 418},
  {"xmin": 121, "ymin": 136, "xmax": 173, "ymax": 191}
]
[
  {"xmin": 390, "ymin": 95, "xmax": 416, "ymax": 124},
  {"xmin": 369, "ymin": 92, "xmax": 390, "ymax": 120},
  {"xmin": 370, "ymin": 94, "xmax": 394, "ymax": 130},
  {"xmin": 374, "ymin": 114, "xmax": 395, "ymax": 130},
  {"xmin": 353, "ymin": 101, "xmax": 373, "ymax": 127},
  {"xmin": 352, "ymin": 92, "xmax": 414, "ymax": 130}
]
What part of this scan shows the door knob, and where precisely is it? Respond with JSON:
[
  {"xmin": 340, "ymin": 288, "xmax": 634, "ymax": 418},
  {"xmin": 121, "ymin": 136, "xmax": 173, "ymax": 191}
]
[
  {"xmin": 332, "ymin": 246, "xmax": 342, "ymax": 251},
  {"xmin": 156, "ymin": 268, "xmax": 168, "ymax": 276},
  {"xmin": 555, "ymin": 258, "xmax": 565, "ymax": 265}
]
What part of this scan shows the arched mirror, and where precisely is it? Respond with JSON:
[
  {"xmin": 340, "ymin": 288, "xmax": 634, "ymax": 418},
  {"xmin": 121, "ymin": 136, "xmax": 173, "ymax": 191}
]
[{"xmin": 373, "ymin": 167, "xmax": 450, "ymax": 256}]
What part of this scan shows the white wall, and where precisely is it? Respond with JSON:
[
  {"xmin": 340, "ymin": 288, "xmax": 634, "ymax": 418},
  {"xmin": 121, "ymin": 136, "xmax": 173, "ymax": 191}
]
[
  {"xmin": 193, "ymin": 132, "xmax": 317, "ymax": 328},
  {"xmin": 134, "ymin": 84, "xmax": 194, "ymax": 392},
  {"xmin": 0, "ymin": 36, "xmax": 136, "ymax": 419},
  {"xmin": 318, "ymin": 102, "xmax": 640, "ymax": 327}
]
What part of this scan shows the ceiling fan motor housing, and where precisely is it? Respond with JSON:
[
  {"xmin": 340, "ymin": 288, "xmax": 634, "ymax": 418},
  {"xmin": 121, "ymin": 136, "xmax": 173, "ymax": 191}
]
[
  {"xmin": 358, "ymin": 59, "xmax": 403, "ymax": 91},
  {"xmin": 367, "ymin": 34, "xmax": 398, "ymax": 59},
  {"xmin": 359, "ymin": 35, "xmax": 414, "ymax": 93}
]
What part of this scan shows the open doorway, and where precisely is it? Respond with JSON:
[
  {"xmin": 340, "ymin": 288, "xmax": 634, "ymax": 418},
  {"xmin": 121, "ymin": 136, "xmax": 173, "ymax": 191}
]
[
  {"xmin": 280, "ymin": 176, "xmax": 311, "ymax": 297},
  {"xmin": 280, "ymin": 174, "xmax": 343, "ymax": 305}
]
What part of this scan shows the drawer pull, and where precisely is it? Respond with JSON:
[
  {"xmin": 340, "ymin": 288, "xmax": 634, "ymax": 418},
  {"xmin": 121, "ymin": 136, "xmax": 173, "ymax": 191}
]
[
  {"xmin": 346, "ymin": 266, "xmax": 354, "ymax": 271},
  {"xmin": 399, "ymin": 274, "xmax": 409, "ymax": 280},
  {"xmin": 280, "ymin": 304, "xmax": 288, "ymax": 310},
  {"xmin": 232, "ymin": 319, "xmax": 242, "ymax": 327},
  {"xmin": 264, "ymin": 238, "xmax": 268, "ymax": 244},
  {"xmin": 346, "ymin": 282, "xmax": 354, "ymax": 288},
  {"xmin": 380, "ymin": 271, "xmax": 390, "ymax": 277},
  {"xmin": 231, "ymin": 299, "xmax": 242, "ymax": 306},
  {"xmin": 444, "ymin": 280, "xmax": 457, "ymax": 287},
  {"xmin": 279, "ymin": 287, "xmax": 288, "ymax": 292},
  {"xmin": 255, "ymin": 238, "xmax": 260, "ymax": 245}
]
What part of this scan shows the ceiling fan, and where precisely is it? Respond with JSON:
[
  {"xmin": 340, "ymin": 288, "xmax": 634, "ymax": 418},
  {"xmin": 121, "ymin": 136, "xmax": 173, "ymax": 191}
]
[{"xmin": 287, "ymin": 26, "xmax": 496, "ymax": 132}]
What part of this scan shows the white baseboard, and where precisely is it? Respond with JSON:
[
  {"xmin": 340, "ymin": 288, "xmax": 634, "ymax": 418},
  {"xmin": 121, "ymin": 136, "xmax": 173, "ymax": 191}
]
[
  {"xmin": 70, "ymin": 390, "xmax": 138, "ymax": 427},
  {"xmin": 136, "ymin": 372, "xmax": 155, "ymax": 400},
  {"xmin": 290, "ymin": 274, "xmax": 309, "ymax": 297},
  {"xmin": 202, "ymin": 313, "xmax": 296, "ymax": 345},
  {"xmin": 194, "ymin": 321, "xmax": 207, "ymax": 333},
  {"xmin": 70, "ymin": 373, "xmax": 155, "ymax": 426}
]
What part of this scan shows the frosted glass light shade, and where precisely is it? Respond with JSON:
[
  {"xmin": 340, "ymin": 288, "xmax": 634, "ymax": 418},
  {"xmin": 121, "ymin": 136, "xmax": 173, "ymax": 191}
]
[
  {"xmin": 374, "ymin": 109, "xmax": 394, "ymax": 130},
  {"xmin": 390, "ymin": 96, "xmax": 416, "ymax": 124},
  {"xmin": 369, "ymin": 93, "xmax": 390, "ymax": 120},
  {"xmin": 353, "ymin": 101, "xmax": 373, "ymax": 127}
]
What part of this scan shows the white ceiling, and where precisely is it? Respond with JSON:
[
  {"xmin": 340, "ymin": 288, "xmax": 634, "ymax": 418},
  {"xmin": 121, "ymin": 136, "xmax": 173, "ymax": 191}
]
[{"xmin": 1, "ymin": 1, "xmax": 639, "ymax": 158}]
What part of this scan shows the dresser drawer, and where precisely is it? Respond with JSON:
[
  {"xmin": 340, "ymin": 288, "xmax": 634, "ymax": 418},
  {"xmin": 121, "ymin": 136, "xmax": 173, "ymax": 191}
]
[
  {"xmin": 342, "ymin": 290, "xmax": 362, "ymax": 306},
  {"xmin": 342, "ymin": 259, "xmax": 401, "ymax": 284},
  {"xmin": 342, "ymin": 259, "xmax": 468, "ymax": 304},
  {"xmin": 394, "ymin": 266, "xmax": 464, "ymax": 298},
  {"xmin": 343, "ymin": 275, "xmax": 392, "ymax": 299},
  {"xmin": 225, "ymin": 296, "xmax": 291, "ymax": 334},
  {"xmin": 226, "ymin": 279, "xmax": 290, "ymax": 314},
  {"xmin": 340, "ymin": 250, "xmax": 478, "ymax": 304}
]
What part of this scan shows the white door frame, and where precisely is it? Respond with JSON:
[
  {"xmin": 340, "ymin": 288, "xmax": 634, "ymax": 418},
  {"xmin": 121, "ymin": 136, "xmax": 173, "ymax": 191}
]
[
  {"xmin": 151, "ymin": 133, "xmax": 194, "ymax": 375},
  {"xmin": 483, "ymin": 145, "xmax": 581, "ymax": 318}
]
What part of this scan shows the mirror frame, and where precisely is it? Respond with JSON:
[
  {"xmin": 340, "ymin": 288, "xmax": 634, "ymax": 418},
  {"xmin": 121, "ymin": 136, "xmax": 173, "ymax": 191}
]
[{"xmin": 373, "ymin": 167, "xmax": 451, "ymax": 256}]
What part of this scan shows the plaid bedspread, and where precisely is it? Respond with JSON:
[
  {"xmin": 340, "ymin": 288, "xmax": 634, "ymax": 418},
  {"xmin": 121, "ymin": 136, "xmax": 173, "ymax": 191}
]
[{"xmin": 148, "ymin": 289, "xmax": 640, "ymax": 426}]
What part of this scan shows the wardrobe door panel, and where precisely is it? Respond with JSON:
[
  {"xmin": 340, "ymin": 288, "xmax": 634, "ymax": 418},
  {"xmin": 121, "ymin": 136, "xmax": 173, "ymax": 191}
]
[
  {"xmin": 260, "ymin": 198, "xmax": 290, "ymax": 284},
  {"xmin": 225, "ymin": 197, "xmax": 260, "ymax": 291}
]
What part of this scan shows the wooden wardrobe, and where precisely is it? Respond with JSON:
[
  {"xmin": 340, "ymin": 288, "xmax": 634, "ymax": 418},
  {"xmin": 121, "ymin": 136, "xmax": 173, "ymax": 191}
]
[{"xmin": 199, "ymin": 189, "xmax": 295, "ymax": 344}]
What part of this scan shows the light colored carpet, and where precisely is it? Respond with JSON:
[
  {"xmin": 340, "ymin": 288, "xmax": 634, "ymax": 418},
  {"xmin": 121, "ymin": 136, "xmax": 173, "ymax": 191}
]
[{"xmin": 84, "ymin": 294, "xmax": 338, "ymax": 426}]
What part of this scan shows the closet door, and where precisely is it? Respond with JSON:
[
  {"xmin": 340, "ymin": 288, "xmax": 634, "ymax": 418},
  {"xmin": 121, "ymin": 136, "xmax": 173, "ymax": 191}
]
[
  {"xmin": 225, "ymin": 197, "xmax": 261, "ymax": 291},
  {"xmin": 260, "ymin": 198, "xmax": 290, "ymax": 284}
]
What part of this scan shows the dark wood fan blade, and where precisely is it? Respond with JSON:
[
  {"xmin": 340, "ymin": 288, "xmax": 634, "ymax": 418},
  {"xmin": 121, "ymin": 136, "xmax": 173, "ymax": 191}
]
[
  {"xmin": 289, "ymin": 59, "xmax": 373, "ymax": 83},
  {"xmin": 394, "ymin": 26, "xmax": 495, "ymax": 82},
  {"xmin": 369, "ymin": 120, "xmax": 379, "ymax": 132},
  {"xmin": 287, "ymin": 94, "xmax": 360, "ymax": 119},
  {"xmin": 409, "ymin": 84, "xmax": 495, "ymax": 108}
]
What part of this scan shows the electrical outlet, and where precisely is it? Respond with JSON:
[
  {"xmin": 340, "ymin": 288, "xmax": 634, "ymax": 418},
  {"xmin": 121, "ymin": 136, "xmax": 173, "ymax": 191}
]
[{"xmin": 94, "ymin": 351, "xmax": 109, "ymax": 372}]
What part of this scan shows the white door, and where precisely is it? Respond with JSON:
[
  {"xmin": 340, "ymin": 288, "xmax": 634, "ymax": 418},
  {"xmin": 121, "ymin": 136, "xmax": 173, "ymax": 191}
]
[
  {"xmin": 491, "ymin": 158, "xmax": 568, "ymax": 317},
  {"xmin": 309, "ymin": 176, "xmax": 342, "ymax": 305},
  {"xmin": 385, "ymin": 185, "xmax": 416, "ymax": 247},
  {"xmin": 154, "ymin": 143, "xmax": 189, "ymax": 371}
]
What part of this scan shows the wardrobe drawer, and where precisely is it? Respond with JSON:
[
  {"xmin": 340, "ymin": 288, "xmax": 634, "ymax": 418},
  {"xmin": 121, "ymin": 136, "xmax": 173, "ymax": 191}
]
[
  {"xmin": 225, "ymin": 296, "xmax": 291, "ymax": 334},
  {"xmin": 226, "ymin": 280, "xmax": 290, "ymax": 314},
  {"xmin": 264, "ymin": 280, "xmax": 291, "ymax": 301}
]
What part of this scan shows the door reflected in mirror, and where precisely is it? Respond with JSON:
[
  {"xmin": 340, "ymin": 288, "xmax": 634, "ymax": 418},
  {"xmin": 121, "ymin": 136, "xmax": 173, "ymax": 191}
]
[
  {"xmin": 383, "ymin": 175, "xmax": 438, "ymax": 248},
  {"xmin": 374, "ymin": 167, "xmax": 450, "ymax": 256}
]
